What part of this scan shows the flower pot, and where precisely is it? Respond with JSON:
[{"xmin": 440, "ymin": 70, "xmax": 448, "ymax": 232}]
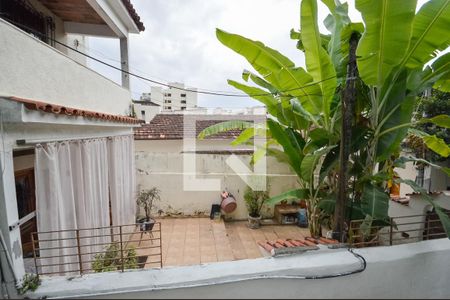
[
  {"xmin": 247, "ymin": 214, "xmax": 261, "ymax": 229},
  {"xmin": 139, "ymin": 218, "xmax": 155, "ymax": 231}
]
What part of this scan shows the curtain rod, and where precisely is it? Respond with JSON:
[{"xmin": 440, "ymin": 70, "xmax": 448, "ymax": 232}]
[{"xmin": 16, "ymin": 134, "xmax": 133, "ymax": 146}]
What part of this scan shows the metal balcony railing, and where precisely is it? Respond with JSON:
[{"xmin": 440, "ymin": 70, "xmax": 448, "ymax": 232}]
[
  {"xmin": 349, "ymin": 211, "xmax": 449, "ymax": 248},
  {"xmin": 31, "ymin": 223, "xmax": 162, "ymax": 277}
]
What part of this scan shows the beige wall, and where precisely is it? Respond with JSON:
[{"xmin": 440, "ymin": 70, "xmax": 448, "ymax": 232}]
[
  {"xmin": 135, "ymin": 140, "xmax": 299, "ymax": 220},
  {"xmin": 135, "ymin": 139, "xmax": 253, "ymax": 153}
]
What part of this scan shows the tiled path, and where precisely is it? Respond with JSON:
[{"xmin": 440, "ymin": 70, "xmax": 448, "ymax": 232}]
[{"xmin": 158, "ymin": 218, "xmax": 310, "ymax": 267}]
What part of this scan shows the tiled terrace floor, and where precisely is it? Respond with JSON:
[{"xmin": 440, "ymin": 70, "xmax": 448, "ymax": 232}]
[{"xmin": 156, "ymin": 217, "xmax": 310, "ymax": 267}]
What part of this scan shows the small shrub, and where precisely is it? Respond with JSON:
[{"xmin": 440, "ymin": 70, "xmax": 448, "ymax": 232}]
[
  {"xmin": 18, "ymin": 273, "xmax": 40, "ymax": 294},
  {"xmin": 244, "ymin": 186, "xmax": 269, "ymax": 218},
  {"xmin": 92, "ymin": 243, "xmax": 138, "ymax": 272}
]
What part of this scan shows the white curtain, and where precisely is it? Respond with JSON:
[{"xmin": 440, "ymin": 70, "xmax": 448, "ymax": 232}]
[
  {"xmin": 35, "ymin": 142, "xmax": 79, "ymax": 275},
  {"xmin": 108, "ymin": 135, "xmax": 136, "ymax": 239},
  {"xmin": 36, "ymin": 139, "xmax": 111, "ymax": 275}
]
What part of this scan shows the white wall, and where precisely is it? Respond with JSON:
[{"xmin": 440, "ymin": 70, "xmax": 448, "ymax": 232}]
[
  {"xmin": 0, "ymin": 119, "xmax": 134, "ymax": 284},
  {"xmin": 374, "ymin": 192, "xmax": 450, "ymax": 245},
  {"xmin": 135, "ymin": 140, "xmax": 299, "ymax": 220},
  {"xmin": 135, "ymin": 139, "xmax": 253, "ymax": 153},
  {"xmin": 134, "ymin": 103, "xmax": 161, "ymax": 123},
  {"xmin": 27, "ymin": 0, "xmax": 89, "ymax": 66},
  {"xmin": 0, "ymin": 19, "xmax": 132, "ymax": 116},
  {"xmin": 394, "ymin": 159, "xmax": 417, "ymax": 197},
  {"xmin": 28, "ymin": 239, "xmax": 450, "ymax": 299},
  {"xmin": 424, "ymin": 161, "xmax": 450, "ymax": 193}
]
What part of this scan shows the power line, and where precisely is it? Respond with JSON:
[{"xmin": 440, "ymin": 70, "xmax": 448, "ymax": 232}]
[
  {"xmin": 5, "ymin": 18, "xmax": 337, "ymax": 98},
  {"xmin": 78, "ymin": 41, "xmax": 245, "ymax": 95}
]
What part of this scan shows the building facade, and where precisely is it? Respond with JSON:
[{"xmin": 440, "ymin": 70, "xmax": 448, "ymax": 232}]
[
  {"xmin": 0, "ymin": 0, "xmax": 144, "ymax": 296},
  {"xmin": 140, "ymin": 82, "xmax": 198, "ymax": 112},
  {"xmin": 132, "ymin": 100, "xmax": 161, "ymax": 123}
]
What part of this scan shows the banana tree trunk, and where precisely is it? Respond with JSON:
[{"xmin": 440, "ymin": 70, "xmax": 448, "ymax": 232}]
[{"xmin": 308, "ymin": 205, "xmax": 322, "ymax": 238}]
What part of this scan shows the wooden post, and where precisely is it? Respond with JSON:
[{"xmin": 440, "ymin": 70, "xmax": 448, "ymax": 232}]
[{"xmin": 333, "ymin": 32, "xmax": 359, "ymax": 242}]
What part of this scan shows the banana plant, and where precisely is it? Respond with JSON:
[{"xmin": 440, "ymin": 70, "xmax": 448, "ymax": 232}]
[{"xmin": 200, "ymin": 0, "xmax": 450, "ymax": 238}]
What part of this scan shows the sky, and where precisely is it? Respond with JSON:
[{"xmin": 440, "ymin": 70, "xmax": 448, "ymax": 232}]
[{"xmin": 86, "ymin": 0, "xmax": 429, "ymax": 109}]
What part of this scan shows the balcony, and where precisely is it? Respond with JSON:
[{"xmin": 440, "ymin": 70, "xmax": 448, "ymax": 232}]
[{"xmin": 0, "ymin": 0, "xmax": 144, "ymax": 116}]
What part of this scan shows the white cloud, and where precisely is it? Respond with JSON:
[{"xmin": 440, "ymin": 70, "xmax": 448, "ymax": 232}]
[{"xmin": 86, "ymin": 0, "xmax": 431, "ymax": 108}]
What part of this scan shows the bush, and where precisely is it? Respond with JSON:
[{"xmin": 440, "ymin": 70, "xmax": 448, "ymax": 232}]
[
  {"xmin": 92, "ymin": 243, "xmax": 138, "ymax": 273},
  {"xmin": 18, "ymin": 273, "xmax": 40, "ymax": 294},
  {"xmin": 244, "ymin": 186, "xmax": 269, "ymax": 218}
]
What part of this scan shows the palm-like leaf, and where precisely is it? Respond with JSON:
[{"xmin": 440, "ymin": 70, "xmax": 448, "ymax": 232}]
[
  {"xmin": 301, "ymin": 0, "xmax": 338, "ymax": 122},
  {"xmin": 266, "ymin": 189, "xmax": 310, "ymax": 206},
  {"xmin": 267, "ymin": 119, "xmax": 303, "ymax": 177},
  {"xmin": 356, "ymin": 0, "xmax": 417, "ymax": 86},
  {"xmin": 322, "ymin": 0, "xmax": 351, "ymax": 78},
  {"xmin": 216, "ymin": 28, "xmax": 323, "ymax": 114},
  {"xmin": 197, "ymin": 120, "xmax": 253, "ymax": 140},
  {"xmin": 360, "ymin": 183, "xmax": 390, "ymax": 221},
  {"xmin": 405, "ymin": 0, "xmax": 450, "ymax": 68}
]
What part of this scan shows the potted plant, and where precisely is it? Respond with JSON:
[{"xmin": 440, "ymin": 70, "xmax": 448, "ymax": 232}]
[
  {"xmin": 136, "ymin": 187, "xmax": 161, "ymax": 231},
  {"xmin": 244, "ymin": 186, "xmax": 269, "ymax": 229}
]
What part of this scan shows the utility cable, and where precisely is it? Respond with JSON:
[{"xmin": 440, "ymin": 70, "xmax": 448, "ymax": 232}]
[
  {"xmin": 3, "ymin": 18, "xmax": 337, "ymax": 98},
  {"xmin": 73, "ymin": 248, "xmax": 366, "ymax": 299}
]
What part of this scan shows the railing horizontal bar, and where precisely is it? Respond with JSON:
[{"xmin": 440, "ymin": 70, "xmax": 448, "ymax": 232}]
[
  {"xmin": 37, "ymin": 261, "xmax": 80, "ymax": 267},
  {"xmin": 36, "ymin": 253, "xmax": 80, "ymax": 260},
  {"xmin": 38, "ymin": 270, "xmax": 81, "ymax": 276},
  {"xmin": 395, "ymin": 220, "xmax": 441, "ymax": 226},
  {"xmin": 392, "ymin": 214, "xmax": 431, "ymax": 219},
  {"xmin": 32, "ymin": 223, "xmax": 161, "ymax": 235},
  {"xmin": 124, "ymin": 238, "xmax": 162, "ymax": 243},
  {"xmin": 135, "ymin": 245, "xmax": 163, "ymax": 251},
  {"xmin": 35, "ymin": 245, "xmax": 79, "ymax": 251},
  {"xmin": 424, "ymin": 233, "xmax": 447, "ymax": 238},
  {"xmin": 33, "ymin": 237, "xmax": 77, "ymax": 243}
]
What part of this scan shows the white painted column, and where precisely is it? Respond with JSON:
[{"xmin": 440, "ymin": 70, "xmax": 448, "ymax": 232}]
[
  {"xmin": 0, "ymin": 140, "xmax": 25, "ymax": 282},
  {"xmin": 120, "ymin": 35, "xmax": 130, "ymax": 90}
]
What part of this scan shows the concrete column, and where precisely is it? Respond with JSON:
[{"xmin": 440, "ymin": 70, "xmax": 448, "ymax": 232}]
[
  {"xmin": 0, "ymin": 140, "xmax": 25, "ymax": 283},
  {"xmin": 120, "ymin": 36, "xmax": 130, "ymax": 90}
]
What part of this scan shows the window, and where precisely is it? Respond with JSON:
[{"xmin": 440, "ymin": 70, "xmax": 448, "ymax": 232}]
[
  {"xmin": 181, "ymin": 100, "xmax": 187, "ymax": 104},
  {"xmin": 181, "ymin": 107, "xmax": 186, "ymax": 110},
  {"xmin": 167, "ymin": 106, "xmax": 172, "ymax": 110},
  {"xmin": 181, "ymin": 94, "xmax": 186, "ymax": 97},
  {"xmin": 164, "ymin": 100, "xmax": 171, "ymax": 104},
  {"xmin": 141, "ymin": 110, "xmax": 145, "ymax": 119},
  {"xmin": 165, "ymin": 93, "xmax": 172, "ymax": 97},
  {"xmin": 0, "ymin": 0, "xmax": 55, "ymax": 46}
]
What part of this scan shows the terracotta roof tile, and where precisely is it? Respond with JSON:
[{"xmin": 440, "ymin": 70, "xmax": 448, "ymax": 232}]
[
  {"xmin": 257, "ymin": 238, "xmax": 339, "ymax": 255},
  {"xmin": 134, "ymin": 114, "xmax": 262, "ymax": 140},
  {"xmin": 121, "ymin": 0, "xmax": 145, "ymax": 32},
  {"xmin": 8, "ymin": 96, "xmax": 142, "ymax": 125}
]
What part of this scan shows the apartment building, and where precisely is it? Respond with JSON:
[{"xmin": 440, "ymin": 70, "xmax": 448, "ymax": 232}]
[{"xmin": 140, "ymin": 82, "xmax": 198, "ymax": 112}]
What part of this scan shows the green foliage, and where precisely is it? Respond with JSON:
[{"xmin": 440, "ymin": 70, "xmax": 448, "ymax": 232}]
[
  {"xmin": 404, "ymin": 90, "xmax": 450, "ymax": 160},
  {"xmin": 17, "ymin": 273, "xmax": 40, "ymax": 295},
  {"xmin": 129, "ymin": 103, "xmax": 137, "ymax": 118},
  {"xmin": 136, "ymin": 187, "xmax": 161, "ymax": 221},
  {"xmin": 243, "ymin": 186, "xmax": 269, "ymax": 218},
  {"xmin": 204, "ymin": 0, "xmax": 450, "ymax": 238},
  {"xmin": 92, "ymin": 243, "xmax": 138, "ymax": 273}
]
